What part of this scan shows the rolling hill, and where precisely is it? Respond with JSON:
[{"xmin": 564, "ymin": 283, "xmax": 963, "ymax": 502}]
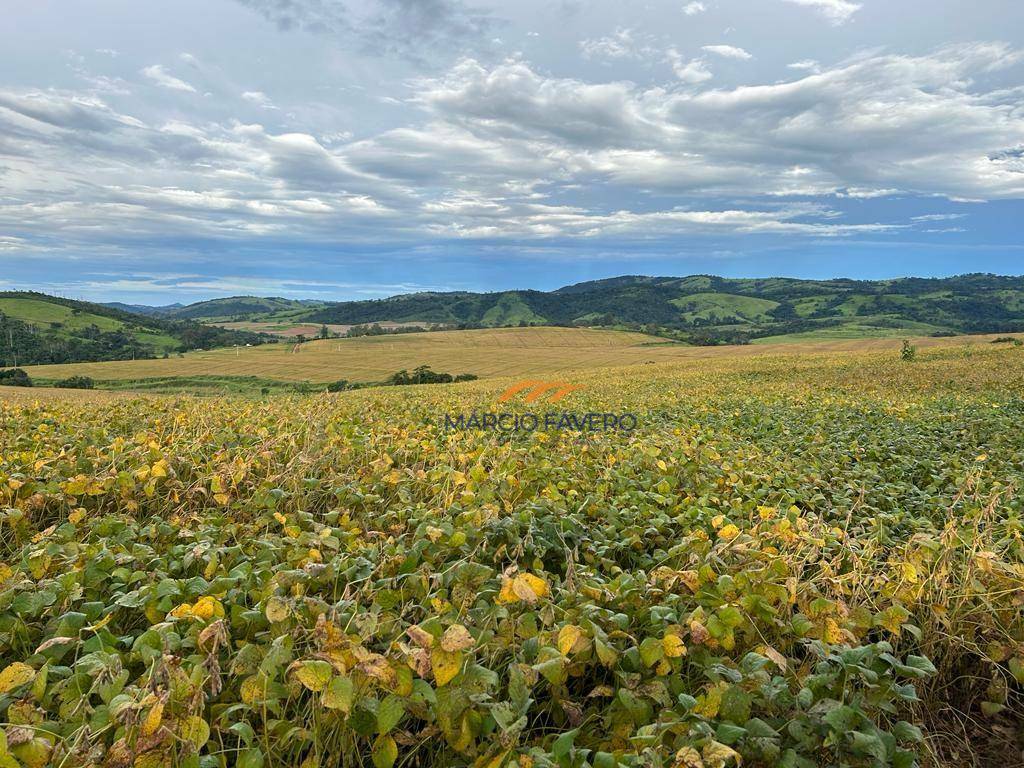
[
  {"xmin": 161, "ymin": 296, "xmax": 328, "ymax": 322},
  {"xmin": 119, "ymin": 273, "xmax": 1024, "ymax": 345},
  {"xmin": 0, "ymin": 292, "xmax": 270, "ymax": 367}
]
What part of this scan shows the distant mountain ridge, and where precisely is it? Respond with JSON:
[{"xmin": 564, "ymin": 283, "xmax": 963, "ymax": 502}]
[
  {"xmin": 50, "ymin": 272, "xmax": 1024, "ymax": 346},
  {"xmin": 279, "ymin": 273, "xmax": 1024, "ymax": 343}
]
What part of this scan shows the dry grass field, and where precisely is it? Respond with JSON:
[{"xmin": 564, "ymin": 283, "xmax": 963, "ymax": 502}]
[
  {"xmin": 212, "ymin": 321, "xmax": 429, "ymax": 338},
  {"xmin": 14, "ymin": 326, "xmax": 1022, "ymax": 389}
]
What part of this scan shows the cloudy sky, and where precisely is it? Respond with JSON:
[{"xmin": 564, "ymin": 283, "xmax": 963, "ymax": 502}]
[{"xmin": 2, "ymin": 0, "xmax": 1023, "ymax": 303}]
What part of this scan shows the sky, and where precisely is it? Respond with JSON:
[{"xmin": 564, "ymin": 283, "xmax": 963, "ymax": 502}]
[{"xmin": 1, "ymin": 0, "xmax": 1023, "ymax": 304}]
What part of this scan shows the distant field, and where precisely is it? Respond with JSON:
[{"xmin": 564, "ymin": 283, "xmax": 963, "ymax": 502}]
[
  {"xmin": 213, "ymin": 320, "xmax": 432, "ymax": 338},
  {"xmin": 18, "ymin": 327, "xmax": 669, "ymax": 385},
  {"xmin": 13, "ymin": 326, "xmax": 1023, "ymax": 393},
  {"xmin": 751, "ymin": 318, "xmax": 945, "ymax": 344}
]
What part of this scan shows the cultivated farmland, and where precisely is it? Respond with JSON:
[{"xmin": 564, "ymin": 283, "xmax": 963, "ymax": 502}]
[
  {"xmin": 0, "ymin": 341, "xmax": 1022, "ymax": 767},
  {"xmin": 14, "ymin": 326, "xmax": 1022, "ymax": 391}
]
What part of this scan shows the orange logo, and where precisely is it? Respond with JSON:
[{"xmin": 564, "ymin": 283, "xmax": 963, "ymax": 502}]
[{"xmin": 497, "ymin": 380, "xmax": 583, "ymax": 404}]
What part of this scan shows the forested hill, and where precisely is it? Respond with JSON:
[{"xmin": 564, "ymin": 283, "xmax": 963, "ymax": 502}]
[
  {"xmin": 296, "ymin": 273, "xmax": 1024, "ymax": 343},
  {"xmin": 0, "ymin": 292, "xmax": 268, "ymax": 367}
]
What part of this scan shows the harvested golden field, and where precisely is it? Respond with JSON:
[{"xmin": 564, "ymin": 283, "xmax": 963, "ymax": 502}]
[
  {"xmin": 211, "ymin": 322, "xmax": 425, "ymax": 338},
  {"xmin": 1, "ymin": 342, "xmax": 1023, "ymax": 768},
  {"xmin": 15, "ymin": 326, "xmax": 1022, "ymax": 388}
]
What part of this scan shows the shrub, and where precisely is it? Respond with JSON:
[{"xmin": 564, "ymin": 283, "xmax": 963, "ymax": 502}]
[
  {"xmin": 387, "ymin": 366, "xmax": 477, "ymax": 386},
  {"xmin": 991, "ymin": 336, "xmax": 1023, "ymax": 346},
  {"xmin": 901, "ymin": 339, "xmax": 916, "ymax": 361},
  {"xmin": 0, "ymin": 368, "xmax": 32, "ymax": 387},
  {"xmin": 55, "ymin": 375, "xmax": 95, "ymax": 389}
]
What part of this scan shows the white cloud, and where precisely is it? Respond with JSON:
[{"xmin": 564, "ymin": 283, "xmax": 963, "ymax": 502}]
[
  {"xmin": 242, "ymin": 90, "xmax": 276, "ymax": 108},
  {"xmin": 787, "ymin": 59, "xmax": 821, "ymax": 73},
  {"xmin": 141, "ymin": 65, "xmax": 196, "ymax": 93},
  {"xmin": 682, "ymin": 2, "xmax": 706, "ymax": 15},
  {"xmin": 3, "ymin": 42, "xmax": 1023, "ymax": 253},
  {"xmin": 402, "ymin": 44, "xmax": 1024, "ymax": 202},
  {"xmin": 580, "ymin": 29, "xmax": 648, "ymax": 60},
  {"xmin": 667, "ymin": 49, "xmax": 713, "ymax": 83},
  {"xmin": 782, "ymin": 0, "xmax": 862, "ymax": 25},
  {"xmin": 702, "ymin": 44, "xmax": 752, "ymax": 60},
  {"xmin": 836, "ymin": 188, "xmax": 901, "ymax": 198},
  {"xmin": 912, "ymin": 213, "xmax": 968, "ymax": 222}
]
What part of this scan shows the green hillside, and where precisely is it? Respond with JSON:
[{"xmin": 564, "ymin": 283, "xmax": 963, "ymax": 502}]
[
  {"xmin": 0, "ymin": 292, "xmax": 270, "ymax": 367},
  {"xmin": 670, "ymin": 292, "xmax": 780, "ymax": 323},
  {"xmin": 283, "ymin": 273, "xmax": 1024, "ymax": 344},
  {"xmin": 164, "ymin": 296, "xmax": 328, "ymax": 322}
]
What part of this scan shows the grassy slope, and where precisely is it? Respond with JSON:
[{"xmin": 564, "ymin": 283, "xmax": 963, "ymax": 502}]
[
  {"xmin": 670, "ymin": 292, "xmax": 780, "ymax": 322},
  {"xmin": 0, "ymin": 297, "xmax": 180, "ymax": 351}
]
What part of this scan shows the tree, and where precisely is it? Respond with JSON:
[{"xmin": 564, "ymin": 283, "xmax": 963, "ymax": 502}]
[
  {"xmin": 0, "ymin": 368, "xmax": 32, "ymax": 387},
  {"xmin": 319, "ymin": 324, "xmax": 330, "ymax": 340}
]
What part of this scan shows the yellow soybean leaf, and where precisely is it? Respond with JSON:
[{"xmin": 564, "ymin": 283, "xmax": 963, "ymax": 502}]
[
  {"xmin": 519, "ymin": 573, "xmax": 550, "ymax": 599},
  {"xmin": 441, "ymin": 624, "xmax": 474, "ymax": 653},
  {"xmin": 901, "ymin": 562, "xmax": 918, "ymax": 584},
  {"xmin": 496, "ymin": 578, "xmax": 518, "ymax": 604},
  {"xmin": 693, "ymin": 683, "xmax": 725, "ymax": 719},
  {"xmin": 718, "ymin": 524, "xmax": 740, "ymax": 541},
  {"xmin": 557, "ymin": 625, "xmax": 583, "ymax": 656},
  {"xmin": 132, "ymin": 751, "xmax": 171, "ymax": 768},
  {"xmin": 240, "ymin": 675, "xmax": 266, "ymax": 704},
  {"xmin": 371, "ymin": 735, "xmax": 398, "ymax": 768},
  {"xmin": 141, "ymin": 700, "xmax": 164, "ymax": 736},
  {"xmin": 0, "ymin": 662, "xmax": 35, "ymax": 693},
  {"xmin": 322, "ymin": 675, "xmax": 354, "ymax": 714},
  {"xmin": 674, "ymin": 746, "xmax": 704, "ymax": 768},
  {"xmin": 265, "ymin": 597, "xmax": 290, "ymax": 623},
  {"xmin": 702, "ymin": 741, "xmax": 742, "ymax": 768},
  {"xmin": 11, "ymin": 739, "xmax": 53, "ymax": 768},
  {"xmin": 180, "ymin": 715, "xmax": 210, "ymax": 750},
  {"xmin": 475, "ymin": 749, "xmax": 512, "ymax": 768},
  {"xmin": 192, "ymin": 596, "xmax": 224, "ymax": 621},
  {"xmin": 294, "ymin": 661, "xmax": 333, "ymax": 692},
  {"xmin": 431, "ymin": 647, "xmax": 462, "ymax": 687},
  {"xmin": 663, "ymin": 634, "xmax": 687, "ymax": 658},
  {"xmin": 498, "ymin": 573, "xmax": 551, "ymax": 605},
  {"xmin": 823, "ymin": 618, "xmax": 844, "ymax": 644}
]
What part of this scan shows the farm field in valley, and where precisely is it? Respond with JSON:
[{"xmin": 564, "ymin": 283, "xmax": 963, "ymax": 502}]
[
  {"xmin": 13, "ymin": 326, "xmax": 1024, "ymax": 391},
  {"xmin": 211, "ymin": 321, "xmax": 430, "ymax": 338}
]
